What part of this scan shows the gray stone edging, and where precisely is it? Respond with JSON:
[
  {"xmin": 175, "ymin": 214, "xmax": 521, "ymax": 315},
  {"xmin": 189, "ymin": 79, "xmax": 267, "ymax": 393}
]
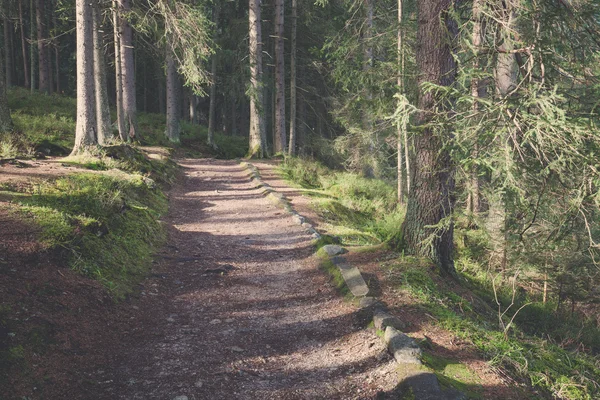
[
  {"xmin": 240, "ymin": 161, "xmax": 462, "ymax": 398},
  {"xmin": 240, "ymin": 161, "xmax": 321, "ymax": 240}
]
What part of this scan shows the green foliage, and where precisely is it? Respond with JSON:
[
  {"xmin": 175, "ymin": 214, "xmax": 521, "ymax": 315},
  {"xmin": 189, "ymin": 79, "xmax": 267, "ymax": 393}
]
[
  {"xmin": 279, "ymin": 157, "xmax": 404, "ymax": 245},
  {"xmin": 387, "ymin": 257, "xmax": 600, "ymax": 399},
  {"xmin": 6, "ymin": 173, "xmax": 167, "ymax": 299}
]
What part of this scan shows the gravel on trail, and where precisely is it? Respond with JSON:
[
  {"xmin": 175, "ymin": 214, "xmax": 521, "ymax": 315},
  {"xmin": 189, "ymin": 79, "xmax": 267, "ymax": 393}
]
[{"xmin": 95, "ymin": 159, "xmax": 398, "ymax": 400}]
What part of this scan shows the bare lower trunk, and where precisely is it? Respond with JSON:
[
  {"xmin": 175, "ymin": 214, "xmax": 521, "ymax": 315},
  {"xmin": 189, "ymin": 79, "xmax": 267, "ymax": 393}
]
[
  {"xmin": 248, "ymin": 0, "xmax": 266, "ymax": 158},
  {"xmin": 397, "ymin": 0, "xmax": 404, "ymax": 203},
  {"xmin": 487, "ymin": 0, "xmax": 518, "ymax": 269},
  {"xmin": 165, "ymin": 40, "xmax": 180, "ymax": 143},
  {"xmin": 4, "ymin": 9, "xmax": 13, "ymax": 88},
  {"xmin": 72, "ymin": 0, "xmax": 96, "ymax": 153},
  {"xmin": 399, "ymin": 0, "xmax": 458, "ymax": 276},
  {"xmin": 189, "ymin": 94, "xmax": 197, "ymax": 124},
  {"xmin": 113, "ymin": 0, "xmax": 126, "ymax": 141},
  {"xmin": 36, "ymin": 0, "xmax": 50, "ymax": 93},
  {"xmin": 52, "ymin": 6, "xmax": 59, "ymax": 92},
  {"xmin": 0, "ymin": 43, "xmax": 13, "ymax": 132},
  {"xmin": 19, "ymin": 0, "xmax": 30, "ymax": 89},
  {"xmin": 287, "ymin": 0, "xmax": 297, "ymax": 155},
  {"xmin": 118, "ymin": 0, "xmax": 137, "ymax": 140},
  {"xmin": 93, "ymin": 1, "xmax": 111, "ymax": 145},
  {"xmin": 274, "ymin": 0, "xmax": 285, "ymax": 153},
  {"xmin": 29, "ymin": 0, "xmax": 36, "ymax": 91}
]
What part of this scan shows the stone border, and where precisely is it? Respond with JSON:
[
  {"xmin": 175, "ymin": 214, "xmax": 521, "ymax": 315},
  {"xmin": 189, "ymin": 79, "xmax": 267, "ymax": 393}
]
[
  {"xmin": 241, "ymin": 161, "xmax": 462, "ymax": 399},
  {"xmin": 241, "ymin": 161, "xmax": 321, "ymax": 240}
]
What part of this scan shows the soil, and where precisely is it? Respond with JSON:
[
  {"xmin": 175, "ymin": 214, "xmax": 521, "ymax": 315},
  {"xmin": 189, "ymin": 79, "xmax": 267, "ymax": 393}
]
[
  {"xmin": 1, "ymin": 158, "xmax": 399, "ymax": 400},
  {"xmin": 0, "ymin": 156, "xmax": 535, "ymax": 400}
]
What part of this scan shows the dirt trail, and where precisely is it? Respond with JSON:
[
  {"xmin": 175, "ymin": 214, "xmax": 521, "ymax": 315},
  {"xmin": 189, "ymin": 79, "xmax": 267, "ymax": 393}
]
[{"xmin": 94, "ymin": 159, "xmax": 397, "ymax": 399}]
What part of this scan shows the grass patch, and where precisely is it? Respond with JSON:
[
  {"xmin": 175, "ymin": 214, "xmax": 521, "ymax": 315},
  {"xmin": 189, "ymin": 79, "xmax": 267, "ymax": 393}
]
[
  {"xmin": 316, "ymin": 247, "xmax": 351, "ymax": 298},
  {"xmin": 385, "ymin": 258, "xmax": 600, "ymax": 399},
  {"xmin": 6, "ymin": 173, "xmax": 167, "ymax": 299},
  {"xmin": 421, "ymin": 353, "xmax": 484, "ymax": 398},
  {"xmin": 279, "ymin": 157, "xmax": 405, "ymax": 246}
]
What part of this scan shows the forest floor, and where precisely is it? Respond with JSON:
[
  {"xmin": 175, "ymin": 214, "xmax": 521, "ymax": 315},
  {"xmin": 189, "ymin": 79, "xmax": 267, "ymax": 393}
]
[{"xmin": 1, "ymin": 157, "xmax": 529, "ymax": 399}]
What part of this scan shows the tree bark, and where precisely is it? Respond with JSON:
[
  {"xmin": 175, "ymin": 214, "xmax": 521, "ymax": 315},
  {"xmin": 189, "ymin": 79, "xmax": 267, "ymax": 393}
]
[
  {"xmin": 118, "ymin": 0, "xmax": 137, "ymax": 140},
  {"xmin": 399, "ymin": 0, "xmax": 458, "ymax": 276},
  {"xmin": 93, "ymin": 0, "xmax": 111, "ymax": 145},
  {"xmin": 207, "ymin": 3, "xmax": 219, "ymax": 147},
  {"xmin": 19, "ymin": 0, "xmax": 30, "ymax": 89},
  {"xmin": 29, "ymin": 0, "xmax": 35, "ymax": 91},
  {"xmin": 287, "ymin": 0, "xmax": 297, "ymax": 155},
  {"xmin": 165, "ymin": 38, "xmax": 180, "ymax": 143},
  {"xmin": 0, "ymin": 39, "xmax": 12, "ymax": 132},
  {"xmin": 72, "ymin": 0, "xmax": 96, "ymax": 153},
  {"xmin": 274, "ymin": 0, "xmax": 285, "ymax": 153},
  {"xmin": 52, "ymin": 2, "xmax": 59, "ymax": 93},
  {"xmin": 397, "ymin": 0, "xmax": 404, "ymax": 204},
  {"xmin": 248, "ymin": 0, "xmax": 266, "ymax": 157},
  {"xmin": 36, "ymin": 0, "xmax": 50, "ymax": 93},
  {"xmin": 4, "ymin": 3, "xmax": 13, "ymax": 88},
  {"xmin": 112, "ymin": 0, "xmax": 126, "ymax": 141}
]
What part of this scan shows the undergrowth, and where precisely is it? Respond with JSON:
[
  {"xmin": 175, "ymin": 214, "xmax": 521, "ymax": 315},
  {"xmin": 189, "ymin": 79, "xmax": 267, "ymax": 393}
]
[
  {"xmin": 4, "ymin": 173, "xmax": 167, "ymax": 299},
  {"xmin": 386, "ymin": 258, "xmax": 600, "ymax": 399},
  {"xmin": 279, "ymin": 157, "xmax": 404, "ymax": 245}
]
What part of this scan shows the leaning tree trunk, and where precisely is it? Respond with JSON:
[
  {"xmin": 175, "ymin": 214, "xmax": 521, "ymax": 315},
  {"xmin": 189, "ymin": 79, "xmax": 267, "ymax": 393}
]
[
  {"xmin": 287, "ymin": 0, "xmax": 297, "ymax": 155},
  {"xmin": 399, "ymin": 0, "xmax": 458, "ymax": 276},
  {"xmin": 19, "ymin": 0, "xmax": 30, "ymax": 89},
  {"xmin": 93, "ymin": 0, "xmax": 111, "ymax": 145},
  {"xmin": 207, "ymin": 3, "xmax": 219, "ymax": 147},
  {"xmin": 118, "ymin": 0, "xmax": 137, "ymax": 140},
  {"xmin": 112, "ymin": 0, "xmax": 126, "ymax": 141},
  {"xmin": 36, "ymin": 0, "xmax": 50, "ymax": 93},
  {"xmin": 248, "ymin": 0, "xmax": 266, "ymax": 158},
  {"xmin": 274, "ymin": 0, "xmax": 285, "ymax": 154},
  {"xmin": 165, "ymin": 39, "xmax": 180, "ymax": 143},
  {"xmin": 72, "ymin": 0, "xmax": 97, "ymax": 154}
]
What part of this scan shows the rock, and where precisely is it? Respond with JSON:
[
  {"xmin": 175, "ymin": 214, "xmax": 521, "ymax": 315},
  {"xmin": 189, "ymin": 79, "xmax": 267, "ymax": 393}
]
[
  {"xmin": 195, "ymin": 380, "xmax": 203, "ymax": 388},
  {"xmin": 230, "ymin": 346, "xmax": 244, "ymax": 352},
  {"xmin": 384, "ymin": 326, "xmax": 421, "ymax": 364},
  {"xmin": 322, "ymin": 244, "xmax": 345, "ymax": 257},
  {"xmin": 209, "ymin": 319, "xmax": 221, "ymax": 324},
  {"xmin": 301, "ymin": 222, "xmax": 312, "ymax": 229},
  {"xmin": 225, "ymin": 318, "xmax": 234, "ymax": 323},
  {"xmin": 173, "ymin": 396, "xmax": 188, "ymax": 400},
  {"xmin": 359, "ymin": 296, "xmax": 384, "ymax": 310},
  {"xmin": 336, "ymin": 261, "xmax": 369, "ymax": 297},
  {"xmin": 373, "ymin": 311, "xmax": 406, "ymax": 331}
]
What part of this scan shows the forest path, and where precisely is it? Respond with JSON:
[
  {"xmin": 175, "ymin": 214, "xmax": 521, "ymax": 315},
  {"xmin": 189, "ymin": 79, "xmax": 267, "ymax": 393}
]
[{"xmin": 98, "ymin": 158, "xmax": 397, "ymax": 400}]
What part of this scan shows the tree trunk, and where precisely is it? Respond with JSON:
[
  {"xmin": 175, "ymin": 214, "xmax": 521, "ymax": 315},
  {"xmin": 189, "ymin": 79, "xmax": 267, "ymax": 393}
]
[
  {"xmin": 118, "ymin": 0, "xmax": 137, "ymax": 140},
  {"xmin": 72, "ymin": 0, "xmax": 96, "ymax": 153},
  {"xmin": 4, "ymin": 4, "xmax": 13, "ymax": 88},
  {"xmin": 29, "ymin": 0, "xmax": 35, "ymax": 91},
  {"xmin": 399, "ymin": 0, "xmax": 458, "ymax": 276},
  {"xmin": 287, "ymin": 0, "xmax": 297, "ymax": 155},
  {"xmin": 189, "ymin": 93, "xmax": 197, "ymax": 124},
  {"xmin": 248, "ymin": 0, "xmax": 266, "ymax": 157},
  {"xmin": 207, "ymin": 4, "xmax": 219, "ymax": 147},
  {"xmin": 36, "ymin": 0, "xmax": 50, "ymax": 93},
  {"xmin": 0, "ymin": 39, "xmax": 12, "ymax": 132},
  {"xmin": 93, "ymin": 0, "xmax": 111, "ymax": 145},
  {"xmin": 165, "ymin": 39, "xmax": 180, "ymax": 143},
  {"xmin": 19, "ymin": 0, "xmax": 30, "ymax": 89},
  {"xmin": 468, "ymin": 0, "xmax": 485, "ymax": 214},
  {"xmin": 397, "ymin": 0, "xmax": 404, "ymax": 204},
  {"xmin": 274, "ymin": 0, "xmax": 285, "ymax": 153},
  {"xmin": 113, "ymin": 0, "xmax": 126, "ymax": 141},
  {"xmin": 486, "ymin": 0, "xmax": 518, "ymax": 270},
  {"xmin": 52, "ymin": 3, "xmax": 59, "ymax": 93}
]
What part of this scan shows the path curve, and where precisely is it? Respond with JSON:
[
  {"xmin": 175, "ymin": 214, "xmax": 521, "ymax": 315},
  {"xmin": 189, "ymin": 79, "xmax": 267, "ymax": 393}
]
[{"xmin": 96, "ymin": 159, "xmax": 397, "ymax": 400}]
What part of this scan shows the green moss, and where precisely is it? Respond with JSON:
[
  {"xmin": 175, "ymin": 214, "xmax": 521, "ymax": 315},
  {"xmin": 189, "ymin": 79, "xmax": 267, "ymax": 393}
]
[
  {"xmin": 316, "ymin": 248, "xmax": 351, "ymax": 298},
  {"xmin": 421, "ymin": 353, "xmax": 483, "ymax": 398},
  {"xmin": 8, "ymin": 173, "xmax": 168, "ymax": 299}
]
